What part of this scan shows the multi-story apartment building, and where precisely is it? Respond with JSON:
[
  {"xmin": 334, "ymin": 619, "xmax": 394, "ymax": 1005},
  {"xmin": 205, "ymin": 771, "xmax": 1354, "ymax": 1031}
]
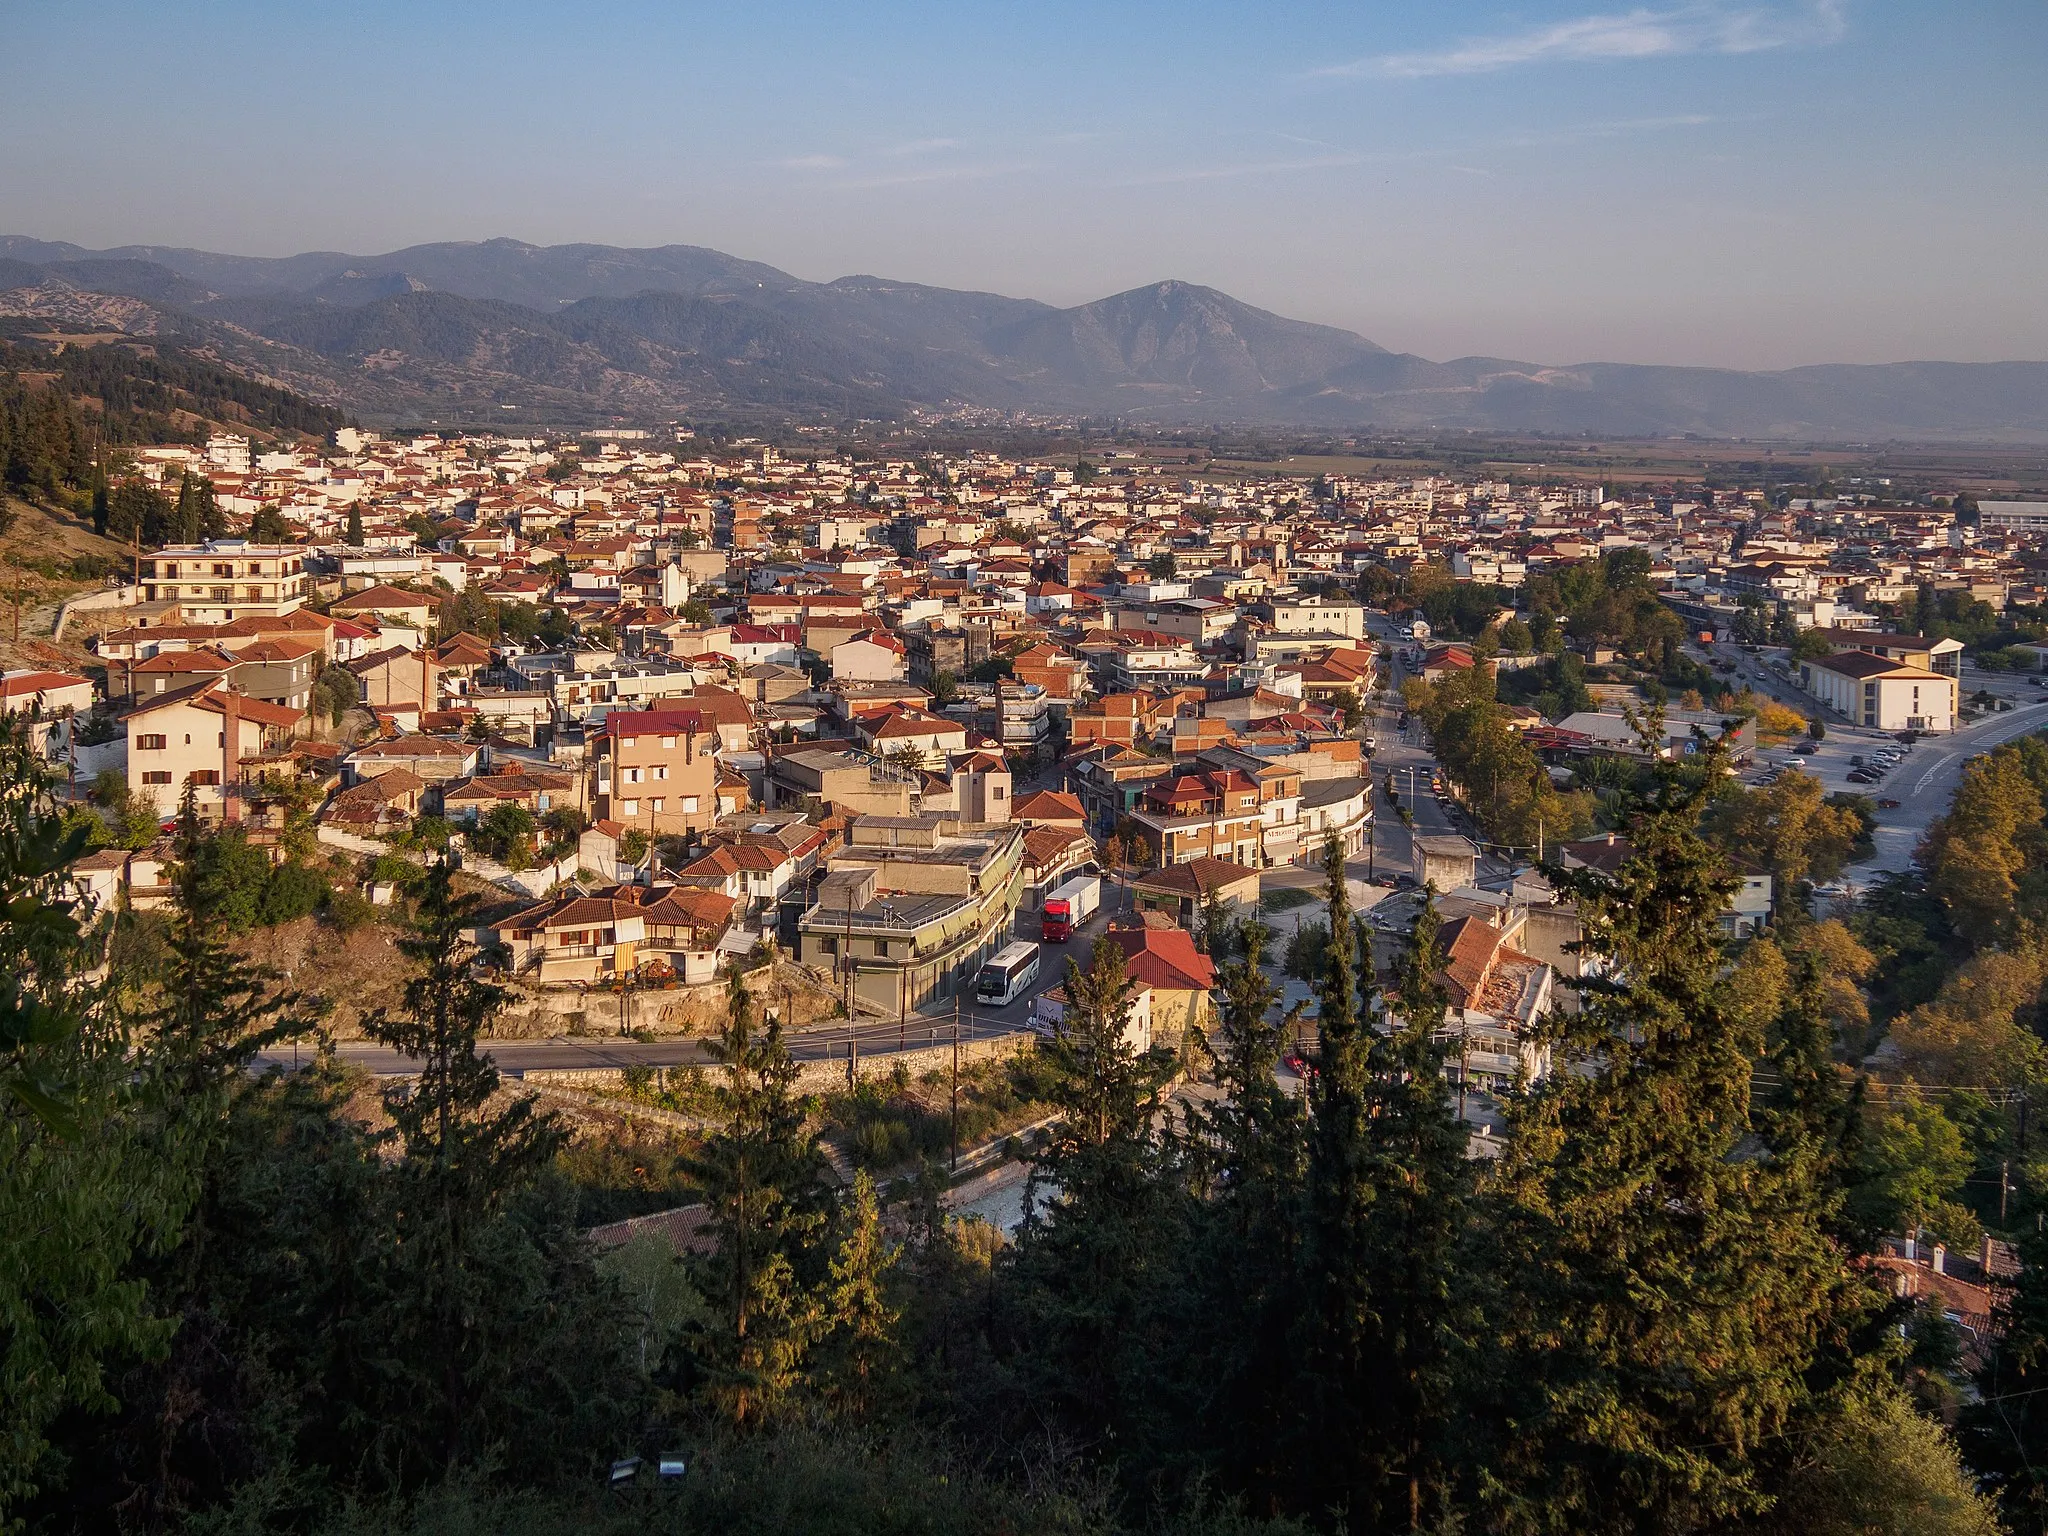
[
  {"xmin": 592, "ymin": 706, "xmax": 722, "ymax": 836},
  {"xmin": 1129, "ymin": 764, "xmax": 1268, "ymax": 867},
  {"xmin": 140, "ymin": 541, "xmax": 308, "ymax": 624},
  {"xmin": 797, "ymin": 814, "xmax": 1026, "ymax": 1014}
]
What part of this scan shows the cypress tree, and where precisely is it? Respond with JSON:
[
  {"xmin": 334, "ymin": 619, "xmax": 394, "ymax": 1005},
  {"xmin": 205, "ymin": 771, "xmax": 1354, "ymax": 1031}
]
[
  {"xmin": 818, "ymin": 1168, "xmax": 900, "ymax": 1421},
  {"xmin": 683, "ymin": 964, "xmax": 828, "ymax": 1428},
  {"xmin": 1186, "ymin": 916, "xmax": 1306, "ymax": 1508},
  {"xmin": 1006, "ymin": 934, "xmax": 1183, "ymax": 1452},
  {"xmin": 1295, "ymin": 835, "xmax": 1379, "ymax": 1521},
  {"xmin": 1354, "ymin": 885, "xmax": 1472, "ymax": 1532},
  {"xmin": 360, "ymin": 859, "xmax": 566, "ymax": 1472},
  {"xmin": 1478, "ymin": 732, "xmax": 1859, "ymax": 1534},
  {"xmin": 346, "ymin": 502, "xmax": 365, "ymax": 547}
]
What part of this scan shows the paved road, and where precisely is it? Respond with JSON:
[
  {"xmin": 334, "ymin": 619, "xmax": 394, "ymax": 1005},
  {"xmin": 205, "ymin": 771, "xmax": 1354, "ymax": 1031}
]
[
  {"xmin": 1842, "ymin": 701, "xmax": 2048, "ymax": 878},
  {"xmin": 263, "ymin": 896, "xmax": 1118, "ymax": 1078}
]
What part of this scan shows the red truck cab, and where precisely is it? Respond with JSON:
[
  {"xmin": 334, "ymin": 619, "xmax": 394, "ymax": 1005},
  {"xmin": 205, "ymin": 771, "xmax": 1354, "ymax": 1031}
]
[{"xmin": 1041, "ymin": 896, "xmax": 1075, "ymax": 943}]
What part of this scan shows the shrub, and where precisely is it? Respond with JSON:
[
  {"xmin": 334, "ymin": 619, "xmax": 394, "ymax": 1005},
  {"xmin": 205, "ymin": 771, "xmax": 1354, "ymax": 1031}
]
[
  {"xmin": 259, "ymin": 861, "xmax": 327, "ymax": 926},
  {"xmin": 325, "ymin": 887, "xmax": 377, "ymax": 934}
]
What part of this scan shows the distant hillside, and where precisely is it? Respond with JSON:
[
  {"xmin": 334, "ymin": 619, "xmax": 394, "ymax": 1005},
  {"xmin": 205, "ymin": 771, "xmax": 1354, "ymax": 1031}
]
[
  {"xmin": 0, "ymin": 327, "xmax": 351, "ymax": 524},
  {"xmin": 5, "ymin": 235, "xmax": 2047, "ymax": 439}
]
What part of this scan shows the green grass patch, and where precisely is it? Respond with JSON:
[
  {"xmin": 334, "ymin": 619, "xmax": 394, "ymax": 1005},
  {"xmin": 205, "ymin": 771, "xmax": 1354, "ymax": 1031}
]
[{"xmin": 1261, "ymin": 887, "xmax": 1319, "ymax": 913}]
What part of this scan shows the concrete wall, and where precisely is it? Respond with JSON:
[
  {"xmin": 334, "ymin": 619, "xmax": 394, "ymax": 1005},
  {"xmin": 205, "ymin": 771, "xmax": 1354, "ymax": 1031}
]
[{"xmin": 53, "ymin": 584, "xmax": 143, "ymax": 641}]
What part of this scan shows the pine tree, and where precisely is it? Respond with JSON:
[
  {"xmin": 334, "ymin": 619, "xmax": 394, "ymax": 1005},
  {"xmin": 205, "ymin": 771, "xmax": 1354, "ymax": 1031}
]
[
  {"xmin": 360, "ymin": 858, "xmax": 565, "ymax": 1471},
  {"xmin": 346, "ymin": 503, "xmax": 365, "ymax": 547},
  {"xmin": 684, "ymin": 964, "xmax": 828, "ymax": 1428},
  {"xmin": 1007, "ymin": 935, "xmax": 1183, "ymax": 1447},
  {"xmin": 819, "ymin": 1168, "xmax": 899, "ymax": 1420},
  {"xmin": 1295, "ymin": 836, "xmax": 1379, "ymax": 1515},
  {"xmin": 1355, "ymin": 885, "xmax": 1473, "ymax": 1532},
  {"xmin": 1478, "ymin": 733, "xmax": 1860, "ymax": 1535}
]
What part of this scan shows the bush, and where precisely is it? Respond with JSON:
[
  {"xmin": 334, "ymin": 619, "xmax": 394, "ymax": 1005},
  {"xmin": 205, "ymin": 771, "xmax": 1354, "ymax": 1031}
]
[
  {"xmin": 325, "ymin": 887, "xmax": 377, "ymax": 934},
  {"xmin": 259, "ymin": 861, "xmax": 327, "ymax": 925}
]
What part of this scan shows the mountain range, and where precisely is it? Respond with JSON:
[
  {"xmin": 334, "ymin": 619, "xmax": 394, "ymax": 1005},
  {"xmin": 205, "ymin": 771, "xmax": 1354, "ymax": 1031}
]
[{"xmin": 5, "ymin": 234, "xmax": 2047, "ymax": 440}]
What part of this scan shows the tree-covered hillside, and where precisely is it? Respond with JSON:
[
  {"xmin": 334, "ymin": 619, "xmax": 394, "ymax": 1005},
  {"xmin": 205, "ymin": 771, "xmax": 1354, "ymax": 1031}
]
[{"xmin": 0, "ymin": 331, "xmax": 349, "ymax": 503}]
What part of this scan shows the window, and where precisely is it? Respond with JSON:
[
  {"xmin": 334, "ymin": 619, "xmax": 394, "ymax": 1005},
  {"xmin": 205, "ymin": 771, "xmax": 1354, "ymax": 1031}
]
[
  {"xmin": 661, "ymin": 735, "xmax": 676, "ymax": 748},
  {"xmin": 682, "ymin": 795, "xmax": 699, "ymax": 813},
  {"xmin": 621, "ymin": 800, "xmax": 639, "ymax": 817},
  {"xmin": 142, "ymin": 771, "xmax": 172, "ymax": 786},
  {"xmin": 652, "ymin": 764, "xmax": 668, "ymax": 780},
  {"xmin": 189, "ymin": 770, "xmax": 220, "ymax": 786},
  {"xmin": 136, "ymin": 733, "xmax": 167, "ymax": 751},
  {"xmin": 622, "ymin": 736, "xmax": 637, "ymax": 748},
  {"xmin": 625, "ymin": 767, "xmax": 641, "ymax": 784}
]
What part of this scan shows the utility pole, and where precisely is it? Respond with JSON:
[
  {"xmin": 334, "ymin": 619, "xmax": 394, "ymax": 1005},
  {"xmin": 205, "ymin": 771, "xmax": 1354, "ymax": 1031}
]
[
  {"xmin": 950, "ymin": 994, "xmax": 962, "ymax": 1172},
  {"xmin": 2002, "ymin": 1159, "xmax": 2012, "ymax": 1225}
]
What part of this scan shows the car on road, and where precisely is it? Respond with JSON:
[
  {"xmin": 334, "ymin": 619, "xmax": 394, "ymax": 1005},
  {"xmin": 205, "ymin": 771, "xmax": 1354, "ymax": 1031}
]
[
  {"xmin": 1877, "ymin": 798, "xmax": 1902, "ymax": 809},
  {"xmin": 1793, "ymin": 743, "xmax": 1819, "ymax": 755}
]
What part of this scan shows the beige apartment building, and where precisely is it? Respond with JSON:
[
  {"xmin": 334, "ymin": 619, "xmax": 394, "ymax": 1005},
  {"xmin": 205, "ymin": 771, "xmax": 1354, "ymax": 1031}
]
[
  {"xmin": 592, "ymin": 706, "xmax": 722, "ymax": 836},
  {"xmin": 140, "ymin": 541, "xmax": 309, "ymax": 623}
]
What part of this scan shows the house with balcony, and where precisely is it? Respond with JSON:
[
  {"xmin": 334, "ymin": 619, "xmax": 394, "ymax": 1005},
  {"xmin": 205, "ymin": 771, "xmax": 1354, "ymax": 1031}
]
[
  {"xmin": 124, "ymin": 681, "xmax": 304, "ymax": 819},
  {"xmin": 140, "ymin": 541, "xmax": 308, "ymax": 624},
  {"xmin": 592, "ymin": 706, "xmax": 722, "ymax": 837},
  {"xmin": 1427, "ymin": 911, "xmax": 1557, "ymax": 1092},
  {"xmin": 1128, "ymin": 764, "xmax": 1267, "ymax": 867},
  {"xmin": 489, "ymin": 890, "xmax": 649, "ymax": 984}
]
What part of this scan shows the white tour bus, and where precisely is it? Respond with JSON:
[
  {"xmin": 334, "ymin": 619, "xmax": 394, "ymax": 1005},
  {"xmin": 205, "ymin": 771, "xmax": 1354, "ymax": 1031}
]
[{"xmin": 974, "ymin": 940, "xmax": 1041, "ymax": 1007}]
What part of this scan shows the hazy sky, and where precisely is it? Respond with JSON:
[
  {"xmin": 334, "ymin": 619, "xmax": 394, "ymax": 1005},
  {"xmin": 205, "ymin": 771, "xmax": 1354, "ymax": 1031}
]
[{"xmin": 7, "ymin": 0, "xmax": 2045, "ymax": 368}]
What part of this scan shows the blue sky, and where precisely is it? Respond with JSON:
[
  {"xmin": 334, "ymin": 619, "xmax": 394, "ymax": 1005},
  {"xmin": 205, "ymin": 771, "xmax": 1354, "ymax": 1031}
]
[{"xmin": 7, "ymin": 1, "xmax": 2044, "ymax": 368}]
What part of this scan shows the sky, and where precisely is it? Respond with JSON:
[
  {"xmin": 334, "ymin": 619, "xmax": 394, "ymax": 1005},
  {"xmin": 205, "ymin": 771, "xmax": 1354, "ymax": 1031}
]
[{"xmin": 6, "ymin": 0, "xmax": 2045, "ymax": 369}]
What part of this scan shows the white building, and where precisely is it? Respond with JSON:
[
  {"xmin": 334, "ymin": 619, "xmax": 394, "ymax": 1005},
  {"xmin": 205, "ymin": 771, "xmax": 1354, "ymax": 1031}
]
[
  {"xmin": 1798, "ymin": 651, "xmax": 1957, "ymax": 733},
  {"xmin": 140, "ymin": 542, "xmax": 309, "ymax": 623}
]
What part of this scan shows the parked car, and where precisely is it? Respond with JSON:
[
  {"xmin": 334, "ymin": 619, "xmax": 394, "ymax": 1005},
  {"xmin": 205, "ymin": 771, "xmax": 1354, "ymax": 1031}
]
[
  {"xmin": 1848, "ymin": 769, "xmax": 1880, "ymax": 784},
  {"xmin": 1849, "ymin": 755, "xmax": 1865, "ymax": 767}
]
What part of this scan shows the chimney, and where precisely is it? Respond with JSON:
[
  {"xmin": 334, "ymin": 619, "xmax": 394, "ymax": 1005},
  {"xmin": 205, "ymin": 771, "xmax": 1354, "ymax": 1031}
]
[
  {"xmin": 221, "ymin": 688, "xmax": 241, "ymax": 824},
  {"xmin": 1932, "ymin": 1244, "xmax": 1947, "ymax": 1276},
  {"xmin": 1903, "ymin": 1234, "xmax": 1916, "ymax": 1262},
  {"xmin": 1984, "ymin": 1233, "xmax": 1996, "ymax": 1273}
]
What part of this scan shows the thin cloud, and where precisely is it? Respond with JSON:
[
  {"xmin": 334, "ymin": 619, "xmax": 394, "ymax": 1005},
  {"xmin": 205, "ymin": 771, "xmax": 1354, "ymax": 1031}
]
[
  {"xmin": 1495, "ymin": 111, "xmax": 1721, "ymax": 146},
  {"xmin": 838, "ymin": 161, "xmax": 1035, "ymax": 190},
  {"xmin": 779, "ymin": 154, "xmax": 848, "ymax": 171},
  {"xmin": 886, "ymin": 137, "xmax": 961, "ymax": 156},
  {"xmin": 1322, "ymin": 1, "xmax": 1846, "ymax": 79},
  {"xmin": 1114, "ymin": 153, "xmax": 1372, "ymax": 187}
]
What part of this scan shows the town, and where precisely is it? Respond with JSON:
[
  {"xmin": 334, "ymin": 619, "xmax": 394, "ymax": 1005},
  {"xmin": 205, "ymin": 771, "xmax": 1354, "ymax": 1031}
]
[{"xmin": 8, "ymin": 412, "xmax": 2048, "ymax": 1536}]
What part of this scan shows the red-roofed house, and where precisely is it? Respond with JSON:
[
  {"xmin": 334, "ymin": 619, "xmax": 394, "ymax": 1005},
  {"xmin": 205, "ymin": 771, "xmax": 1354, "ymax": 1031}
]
[
  {"xmin": 594, "ymin": 707, "xmax": 721, "ymax": 836},
  {"xmin": 1107, "ymin": 922, "xmax": 1215, "ymax": 1043}
]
